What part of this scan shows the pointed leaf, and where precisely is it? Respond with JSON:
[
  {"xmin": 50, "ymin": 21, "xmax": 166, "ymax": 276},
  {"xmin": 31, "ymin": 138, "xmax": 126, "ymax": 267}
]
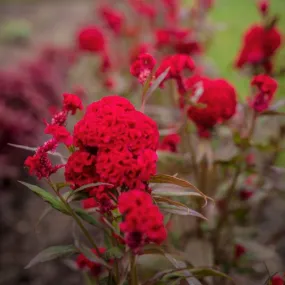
[
  {"xmin": 19, "ymin": 181, "xmax": 68, "ymax": 214},
  {"xmin": 104, "ymin": 247, "xmax": 124, "ymax": 260},
  {"xmin": 153, "ymin": 190, "xmax": 203, "ymax": 198},
  {"xmin": 25, "ymin": 245, "xmax": 78, "ymax": 268},
  {"xmin": 74, "ymin": 208, "xmax": 104, "ymax": 229},
  {"xmin": 158, "ymin": 204, "xmax": 207, "ymax": 220},
  {"xmin": 260, "ymin": 110, "xmax": 285, "ymax": 116},
  {"xmin": 145, "ymin": 67, "xmax": 170, "ymax": 101},
  {"xmin": 150, "ymin": 174, "xmax": 212, "ymax": 205},
  {"xmin": 180, "ymin": 267, "xmax": 232, "ymax": 280}
]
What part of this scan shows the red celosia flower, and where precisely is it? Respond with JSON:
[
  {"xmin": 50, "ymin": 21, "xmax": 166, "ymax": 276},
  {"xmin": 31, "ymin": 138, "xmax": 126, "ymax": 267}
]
[
  {"xmin": 159, "ymin": 134, "xmax": 181, "ymax": 153},
  {"xmin": 258, "ymin": 0, "xmax": 269, "ymax": 16},
  {"xmin": 45, "ymin": 125, "xmax": 73, "ymax": 146},
  {"xmin": 96, "ymin": 147, "xmax": 157, "ymax": 190},
  {"xmin": 234, "ymin": 244, "xmax": 246, "ymax": 260},
  {"xmin": 155, "ymin": 28, "xmax": 201, "ymax": 55},
  {"xmin": 118, "ymin": 190, "xmax": 167, "ymax": 252},
  {"xmin": 239, "ymin": 189, "xmax": 254, "ymax": 201},
  {"xmin": 246, "ymin": 153, "xmax": 255, "ymax": 166},
  {"xmin": 185, "ymin": 76, "xmax": 237, "ymax": 135},
  {"xmin": 89, "ymin": 185, "xmax": 116, "ymax": 213},
  {"xmin": 76, "ymin": 248, "xmax": 107, "ymax": 276},
  {"xmin": 271, "ymin": 275, "xmax": 284, "ymax": 285},
  {"xmin": 129, "ymin": 0, "xmax": 157, "ymax": 20},
  {"xmin": 82, "ymin": 197, "xmax": 98, "ymax": 209},
  {"xmin": 248, "ymin": 74, "xmax": 278, "ymax": 112},
  {"xmin": 74, "ymin": 96, "xmax": 159, "ymax": 153},
  {"xmin": 64, "ymin": 150, "xmax": 100, "ymax": 188},
  {"xmin": 162, "ymin": 0, "xmax": 180, "ymax": 24},
  {"xmin": 103, "ymin": 77, "xmax": 115, "ymax": 90},
  {"xmin": 77, "ymin": 26, "xmax": 105, "ymax": 53},
  {"xmin": 63, "ymin": 93, "xmax": 83, "ymax": 115},
  {"xmin": 50, "ymin": 110, "xmax": 68, "ymax": 126},
  {"xmin": 99, "ymin": 6, "xmax": 124, "ymax": 35},
  {"xmin": 130, "ymin": 53, "xmax": 156, "ymax": 84},
  {"xmin": 129, "ymin": 43, "xmax": 152, "ymax": 62},
  {"xmin": 24, "ymin": 139, "xmax": 63, "ymax": 179},
  {"xmin": 155, "ymin": 54, "xmax": 195, "ymax": 94},
  {"xmin": 235, "ymin": 25, "xmax": 282, "ymax": 74}
]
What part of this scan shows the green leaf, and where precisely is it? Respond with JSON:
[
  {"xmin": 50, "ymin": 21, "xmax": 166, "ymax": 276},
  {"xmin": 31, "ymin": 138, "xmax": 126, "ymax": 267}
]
[
  {"xmin": 184, "ymin": 267, "xmax": 233, "ymax": 280},
  {"xmin": 19, "ymin": 181, "xmax": 68, "ymax": 214},
  {"xmin": 158, "ymin": 203, "xmax": 207, "ymax": 220},
  {"xmin": 74, "ymin": 208, "xmax": 103, "ymax": 229},
  {"xmin": 76, "ymin": 242, "xmax": 112, "ymax": 269},
  {"xmin": 25, "ymin": 245, "xmax": 78, "ymax": 268},
  {"xmin": 150, "ymin": 174, "xmax": 212, "ymax": 205}
]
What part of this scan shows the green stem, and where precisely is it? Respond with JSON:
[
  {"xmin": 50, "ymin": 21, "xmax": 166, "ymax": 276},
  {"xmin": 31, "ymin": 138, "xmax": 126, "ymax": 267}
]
[{"xmin": 47, "ymin": 179, "xmax": 101, "ymax": 257}]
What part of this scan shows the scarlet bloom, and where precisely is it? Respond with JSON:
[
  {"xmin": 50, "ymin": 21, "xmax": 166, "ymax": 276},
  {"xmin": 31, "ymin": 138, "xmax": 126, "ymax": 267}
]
[
  {"xmin": 99, "ymin": 6, "xmax": 124, "ymax": 35},
  {"xmin": 129, "ymin": 43, "xmax": 152, "ymax": 63},
  {"xmin": 248, "ymin": 74, "xmax": 278, "ymax": 112},
  {"xmin": 234, "ymin": 244, "xmax": 246, "ymax": 260},
  {"xmin": 63, "ymin": 93, "xmax": 83, "ymax": 115},
  {"xmin": 76, "ymin": 248, "xmax": 107, "ymax": 276},
  {"xmin": 271, "ymin": 275, "xmax": 284, "ymax": 285},
  {"xmin": 129, "ymin": 0, "xmax": 157, "ymax": 19},
  {"xmin": 155, "ymin": 54, "xmax": 195, "ymax": 94},
  {"xmin": 258, "ymin": 0, "xmax": 269, "ymax": 15},
  {"xmin": 24, "ymin": 139, "xmax": 63, "ymax": 179},
  {"xmin": 96, "ymin": 146, "xmax": 157, "ymax": 190},
  {"xmin": 82, "ymin": 197, "xmax": 98, "ymax": 209},
  {"xmin": 235, "ymin": 25, "xmax": 282, "ymax": 74},
  {"xmin": 155, "ymin": 28, "xmax": 201, "ymax": 55},
  {"xmin": 130, "ymin": 53, "xmax": 156, "ymax": 84},
  {"xmin": 159, "ymin": 134, "xmax": 181, "ymax": 153},
  {"xmin": 74, "ymin": 96, "xmax": 159, "ymax": 153},
  {"xmin": 45, "ymin": 125, "xmax": 73, "ymax": 146},
  {"xmin": 118, "ymin": 190, "xmax": 167, "ymax": 252},
  {"xmin": 185, "ymin": 76, "xmax": 237, "ymax": 136},
  {"xmin": 64, "ymin": 150, "xmax": 100, "ymax": 188},
  {"xmin": 77, "ymin": 26, "xmax": 105, "ymax": 53}
]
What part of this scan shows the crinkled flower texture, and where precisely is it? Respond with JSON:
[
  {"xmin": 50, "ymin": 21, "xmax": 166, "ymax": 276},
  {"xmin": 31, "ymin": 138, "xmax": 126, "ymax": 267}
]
[
  {"xmin": 155, "ymin": 54, "xmax": 196, "ymax": 94},
  {"xmin": 77, "ymin": 26, "xmax": 105, "ymax": 53},
  {"xmin": 185, "ymin": 76, "xmax": 237, "ymax": 137},
  {"xmin": 76, "ymin": 248, "xmax": 107, "ymax": 276},
  {"xmin": 130, "ymin": 53, "xmax": 156, "ymax": 84},
  {"xmin": 118, "ymin": 190, "xmax": 167, "ymax": 252},
  {"xmin": 69, "ymin": 96, "xmax": 159, "ymax": 212},
  {"xmin": 235, "ymin": 25, "xmax": 282, "ymax": 74},
  {"xmin": 248, "ymin": 74, "xmax": 278, "ymax": 112}
]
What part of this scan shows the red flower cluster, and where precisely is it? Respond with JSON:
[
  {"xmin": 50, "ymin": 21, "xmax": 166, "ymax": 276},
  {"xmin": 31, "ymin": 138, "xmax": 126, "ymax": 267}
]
[
  {"xmin": 77, "ymin": 26, "xmax": 105, "ymax": 53},
  {"xmin": 235, "ymin": 24, "xmax": 282, "ymax": 74},
  {"xmin": 25, "ymin": 139, "xmax": 63, "ymax": 179},
  {"xmin": 25, "ymin": 93, "xmax": 83, "ymax": 179},
  {"xmin": 248, "ymin": 74, "xmax": 278, "ymax": 112},
  {"xmin": 159, "ymin": 134, "xmax": 181, "ymax": 153},
  {"xmin": 76, "ymin": 248, "xmax": 107, "ymax": 276},
  {"xmin": 65, "ymin": 96, "xmax": 159, "ymax": 212},
  {"xmin": 118, "ymin": 190, "xmax": 167, "ymax": 251},
  {"xmin": 184, "ymin": 76, "xmax": 237, "ymax": 137},
  {"xmin": 155, "ymin": 28, "xmax": 201, "ymax": 55},
  {"xmin": 99, "ymin": 6, "xmax": 124, "ymax": 35},
  {"xmin": 155, "ymin": 54, "xmax": 196, "ymax": 94}
]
